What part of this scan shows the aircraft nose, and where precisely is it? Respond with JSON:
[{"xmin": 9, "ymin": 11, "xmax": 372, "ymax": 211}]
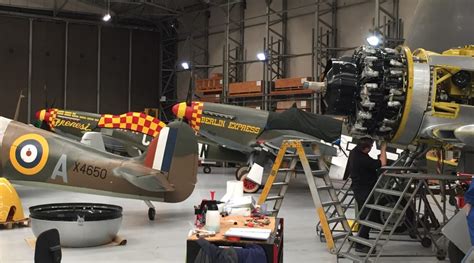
[
  {"xmin": 36, "ymin": 110, "xmax": 46, "ymax": 121},
  {"xmin": 172, "ymin": 102, "xmax": 193, "ymax": 120},
  {"xmin": 171, "ymin": 104, "xmax": 180, "ymax": 117},
  {"xmin": 36, "ymin": 109, "xmax": 52, "ymax": 123}
]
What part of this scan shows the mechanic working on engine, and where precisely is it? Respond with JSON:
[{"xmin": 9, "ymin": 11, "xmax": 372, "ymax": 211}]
[{"xmin": 343, "ymin": 137, "xmax": 387, "ymax": 254}]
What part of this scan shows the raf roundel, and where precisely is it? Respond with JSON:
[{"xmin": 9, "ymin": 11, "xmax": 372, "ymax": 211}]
[{"xmin": 9, "ymin": 134, "xmax": 49, "ymax": 176}]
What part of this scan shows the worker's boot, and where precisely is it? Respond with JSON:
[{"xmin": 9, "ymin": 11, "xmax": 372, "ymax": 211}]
[{"xmin": 355, "ymin": 245, "xmax": 377, "ymax": 255}]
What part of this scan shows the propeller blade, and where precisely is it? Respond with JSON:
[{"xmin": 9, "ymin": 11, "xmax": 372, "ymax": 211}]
[
  {"xmin": 14, "ymin": 90, "xmax": 25, "ymax": 121},
  {"xmin": 186, "ymin": 71, "xmax": 193, "ymax": 106},
  {"xmin": 43, "ymin": 84, "xmax": 48, "ymax": 109},
  {"xmin": 50, "ymin": 98, "xmax": 56, "ymax": 109}
]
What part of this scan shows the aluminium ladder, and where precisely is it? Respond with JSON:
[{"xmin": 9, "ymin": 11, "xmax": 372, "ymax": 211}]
[
  {"xmin": 317, "ymin": 179, "xmax": 356, "ymax": 243},
  {"xmin": 336, "ymin": 165, "xmax": 449, "ymax": 262},
  {"xmin": 257, "ymin": 139, "xmax": 353, "ymax": 253}
]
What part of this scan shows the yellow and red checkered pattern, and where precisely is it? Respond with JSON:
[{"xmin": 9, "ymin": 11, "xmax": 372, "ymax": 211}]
[
  {"xmin": 191, "ymin": 102, "xmax": 204, "ymax": 131},
  {"xmin": 44, "ymin": 109, "xmax": 58, "ymax": 130},
  {"xmin": 98, "ymin": 112, "xmax": 166, "ymax": 137}
]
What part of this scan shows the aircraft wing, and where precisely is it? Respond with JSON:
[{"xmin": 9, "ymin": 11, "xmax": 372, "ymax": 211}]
[
  {"xmin": 114, "ymin": 164, "xmax": 175, "ymax": 192},
  {"xmin": 196, "ymin": 134, "xmax": 220, "ymax": 146},
  {"xmin": 196, "ymin": 133, "xmax": 252, "ymax": 153},
  {"xmin": 257, "ymin": 129, "xmax": 338, "ymax": 157}
]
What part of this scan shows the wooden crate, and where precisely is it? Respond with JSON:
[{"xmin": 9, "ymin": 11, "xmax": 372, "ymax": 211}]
[
  {"xmin": 274, "ymin": 77, "xmax": 313, "ymax": 90},
  {"xmin": 198, "ymin": 94, "xmax": 221, "ymax": 103},
  {"xmin": 196, "ymin": 78, "xmax": 222, "ymax": 94},
  {"xmin": 0, "ymin": 218, "xmax": 30, "ymax": 229},
  {"xmin": 229, "ymin": 80, "xmax": 263, "ymax": 95},
  {"xmin": 243, "ymin": 101, "xmax": 262, "ymax": 110}
]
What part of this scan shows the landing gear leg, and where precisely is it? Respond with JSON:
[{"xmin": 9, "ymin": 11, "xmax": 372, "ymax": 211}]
[{"xmin": 144, "ymin": 200, "xmax": 156, "ymax": 221}]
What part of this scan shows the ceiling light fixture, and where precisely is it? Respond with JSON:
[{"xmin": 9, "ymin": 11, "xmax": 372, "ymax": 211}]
[
  {"xmin": 257, "ymin": 52, "xmax": 266, "ymax": 61},
  {"xmin": 103, "ymin": 0, "xmax": 111, "ymax": 22},
  {"xmin": 181, "ymin": 62, "xmax": 190, "ymax": 70},
  {"xmin": 366, "ymin": 34, "xmax": 381, "ymax": 46}
]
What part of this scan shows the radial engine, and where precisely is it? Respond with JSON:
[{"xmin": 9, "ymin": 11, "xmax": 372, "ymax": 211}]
[{"xmin": 325, "ymin": 45, "xmax": 474, "ymax": 147}]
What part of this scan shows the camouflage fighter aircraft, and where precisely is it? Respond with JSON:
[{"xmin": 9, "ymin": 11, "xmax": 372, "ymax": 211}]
[
  {"xmin": 36, "ymin": 108, "xmax": 249, "ymax": 173},
  {"xmin": 36, "ymin": 109, "xmax": 166, "ymax": 157},
  {"xmin": 172, "ymin": 101, "xmax": 342, "ymax": 192},
  {"xmin": 0, "ymin": 116, "xmax": 198, "ymax": 220}
]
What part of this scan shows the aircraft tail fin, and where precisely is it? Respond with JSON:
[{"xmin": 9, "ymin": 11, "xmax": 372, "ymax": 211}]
[
  {"xmin": 143, "ymin": 126, "xmax": 178, "ymax": 172},
  {"xmin": 142, "ymin": 121, "xmax": 198, "ymax": 202}
]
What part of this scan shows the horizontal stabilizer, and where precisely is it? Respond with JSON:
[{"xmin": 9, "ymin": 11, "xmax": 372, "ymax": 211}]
[{"xmin": 114, "ymin": 165, "xmax": 174, "ymax": 192}]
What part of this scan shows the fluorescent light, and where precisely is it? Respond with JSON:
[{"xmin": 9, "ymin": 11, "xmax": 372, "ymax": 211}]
[
  {"xmin": 181, "ymin": 62, "xmax": 190, "ymax": 70},
  {"xmin": 366, "ymin": 35, "xmax": 381, "ymax": 46},
  {"xmin": 102, "ymin": 13, "xmax": 111, "ymax": 22},
  {"xmin": 257, "ymin": 52, "xmax": 266, "ymax": 61}
]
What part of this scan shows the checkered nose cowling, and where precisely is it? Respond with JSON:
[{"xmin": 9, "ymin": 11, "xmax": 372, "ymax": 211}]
[
  {"xmin": 171, "ymin": 101, "xmax": 204, "ymax": 132},
  {"xmin": 36, "ymin": 108, "xmax": 58, "ymax": 130},
  {"xmin": 189, "ymin": 102, "xmax": 204, "ymax": 132},
  {"xmin": 98, "ymin": 112, "xmax": 166, "ymax": 137}
]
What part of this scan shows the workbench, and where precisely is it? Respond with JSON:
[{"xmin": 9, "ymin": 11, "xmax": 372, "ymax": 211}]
[{"xmin": 186, "ymin": 216, "xmax": 284, "ymax": 263}]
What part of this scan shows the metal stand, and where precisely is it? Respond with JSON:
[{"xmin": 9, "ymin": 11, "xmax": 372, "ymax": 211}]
[
  {"xmin": 312, "ymin": 0, "xmax": 337, "ymax": 114},
  {"xmin": 337, "ymin": 167, "xmax": 470, "ymax": 262},
  {"xmin": 258, "ymin": 139, "xmax": 352, "ymax": 253},
  {"xmin": 159, "ymin": 27, "xmax": 178, "ymax": 121},
  {"xmin": 374, "ymin": 0, "xmax": 403, "ymax": 48},
  {"xmin": 263, "ymin": 0, "xmax": 287, "ymax": 111},
  {"xmin": 222, "ymin": 0, "xmax": 245, "ymax": 104}
]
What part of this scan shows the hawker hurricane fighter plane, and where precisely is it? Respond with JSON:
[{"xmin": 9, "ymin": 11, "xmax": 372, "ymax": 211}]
[
  {"xmin": 0, "ymin": 116, "xmax": 198, "ymax": 220},
  {"xmin": 172, "ymin": 101, "xmax": 342, "ymax": 192}
]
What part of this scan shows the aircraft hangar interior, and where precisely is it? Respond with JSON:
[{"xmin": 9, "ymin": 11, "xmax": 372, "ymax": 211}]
[{"xmin": 0, "ymin": 0, "xmax": 473, "ymax": 262}]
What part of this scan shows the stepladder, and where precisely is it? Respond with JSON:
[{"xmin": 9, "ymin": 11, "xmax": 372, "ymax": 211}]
[
  {"xmin": 316, "ymin": 178, "xmax": 357, "ymax": 243},
  {"xmin": 257, "ymin": 139, "xmax": 353, "ymax": 253}
]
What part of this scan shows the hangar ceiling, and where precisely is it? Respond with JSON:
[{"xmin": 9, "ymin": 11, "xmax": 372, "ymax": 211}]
[{"xmin": 0, "ymin": 0, "xmax": 240, "ymax": 29}]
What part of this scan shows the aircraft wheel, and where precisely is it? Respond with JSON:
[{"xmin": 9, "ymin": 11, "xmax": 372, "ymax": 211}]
[
  {"xmin": 436, "ymin": 249, "xmax": 446, "ymax": 261},
  {"xmin": 240, "ymin": 173, "xmax": 260, "ymax": 193},
  {"xmin": 203, "ymin": 166, "xmax": 212, "ymax": 174},
  {"xmin": 148, "ymin": 208, "xmax": 156, "ymax": 221},
  {"xmin": 421, "ymin": 237, "xmax": 432, "ymax": 248},
  {"xmin": 235, "ymin": 166, "xmax": 248, "ymax": 180},
  {"xmin": 448, "ymin": 241, "xmax": 465, "ymax": 263}
]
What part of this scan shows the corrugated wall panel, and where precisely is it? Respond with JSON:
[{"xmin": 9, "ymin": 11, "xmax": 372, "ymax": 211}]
[
  {"xmin": 0, "ymin": 16, "xmax": 29, "ymax": 122},
  {"xmin": 131, "ymin": 30, "xmax": 160, "ymax": 112},
  {"xmin": 100, "ymin": 27, "xmax": 129, "ymax": 114},
  {"xmin": 31, "ymin": 20, "xmax": 65, "ymax": 117},
  {"xmin": 67, "ymin": 24, "xmax": 98, "ymax": 112}
]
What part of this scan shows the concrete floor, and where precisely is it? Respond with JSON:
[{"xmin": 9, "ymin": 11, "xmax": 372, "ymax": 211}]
[{"xmin": 0, "ymin": 167, "xmax": 450, "ymax": 262}]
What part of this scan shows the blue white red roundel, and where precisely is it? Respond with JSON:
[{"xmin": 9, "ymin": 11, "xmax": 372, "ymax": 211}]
[{"xmin": 9, "ymin": 134, "xmax": 49, "ymax": 176}]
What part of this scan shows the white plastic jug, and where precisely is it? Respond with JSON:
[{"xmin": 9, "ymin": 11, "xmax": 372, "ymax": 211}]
[{"xmin": 205, "ymin": 210, "xmax": 220, "ymax": 232}]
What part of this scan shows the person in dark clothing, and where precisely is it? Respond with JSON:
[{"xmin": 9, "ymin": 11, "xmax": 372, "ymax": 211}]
[
  {"xmin": 464, "ymin": 181, "xmax": 474, "ymax": 246},
  {"xmin": 344, "ymin": 137, "xmax": 387, "ymax": 253}
]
